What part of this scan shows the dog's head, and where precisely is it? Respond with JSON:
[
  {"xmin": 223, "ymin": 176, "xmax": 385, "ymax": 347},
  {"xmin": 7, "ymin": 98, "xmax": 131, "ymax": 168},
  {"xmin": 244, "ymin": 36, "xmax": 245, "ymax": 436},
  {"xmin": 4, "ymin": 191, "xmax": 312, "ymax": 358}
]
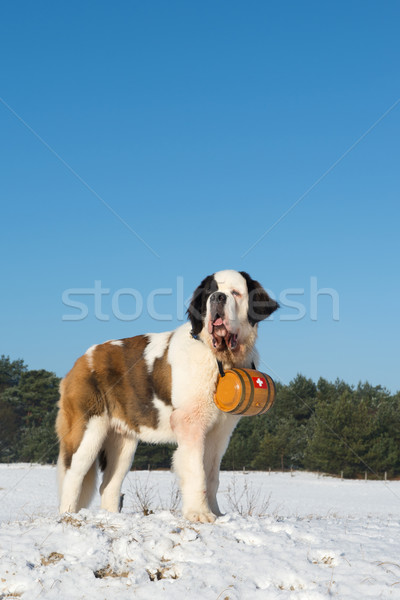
[{"xmin": 187, "ymin": 270, "xmax": 278, "ymax": 355}]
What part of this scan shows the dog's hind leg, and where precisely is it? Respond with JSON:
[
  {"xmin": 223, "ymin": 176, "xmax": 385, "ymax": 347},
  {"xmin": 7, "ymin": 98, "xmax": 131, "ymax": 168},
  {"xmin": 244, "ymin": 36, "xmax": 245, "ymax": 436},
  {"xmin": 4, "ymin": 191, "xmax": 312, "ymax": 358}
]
[
  {"xmin": 57, "ymin": 437, "xmax": 97, "ymax": 510},
  {"xmin": 99, "ymin": 430, "xmax": 138, "ymax": 512},
  {"xmin": 76, "ymin": 461, "xmax": 98, "ymax": 510},
  {"xmin": 59, "ymin": 414, "xmax": 109, "ymax": 513},
  {"xmin": 57, "ymin": 452, "xmax": 67, "ymax": 501}
]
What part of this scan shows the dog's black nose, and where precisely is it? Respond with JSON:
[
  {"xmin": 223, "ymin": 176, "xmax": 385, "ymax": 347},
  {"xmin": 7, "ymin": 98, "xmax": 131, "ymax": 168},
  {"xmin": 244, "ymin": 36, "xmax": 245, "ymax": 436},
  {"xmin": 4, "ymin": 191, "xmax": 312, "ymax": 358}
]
[{"xmin": 210, "ymin": 292, "xmax": 227, "ymax": 304}]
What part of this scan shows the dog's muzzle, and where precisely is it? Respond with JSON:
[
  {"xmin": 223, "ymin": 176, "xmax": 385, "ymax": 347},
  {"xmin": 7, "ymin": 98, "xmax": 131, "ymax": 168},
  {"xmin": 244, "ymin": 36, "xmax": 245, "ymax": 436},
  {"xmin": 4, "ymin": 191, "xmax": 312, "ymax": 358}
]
[{"xmin": 208, "ymin": 292, "xmax": 238, "ymax": 350}]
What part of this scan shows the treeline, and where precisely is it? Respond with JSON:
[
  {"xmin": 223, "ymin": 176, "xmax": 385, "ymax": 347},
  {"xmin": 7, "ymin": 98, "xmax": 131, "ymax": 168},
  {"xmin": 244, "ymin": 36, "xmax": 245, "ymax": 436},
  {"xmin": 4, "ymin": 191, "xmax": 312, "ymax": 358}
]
[
  {"xmin": 1, "ymin": 355, "xmax": 399, "ymax": 478},
  {"xmin": 0, "ymin": 356, "xmax": 60, "ymax": 463},
  {"xmin": 221, "ymin": 376, "xmax": 400, "ymax": 478}
]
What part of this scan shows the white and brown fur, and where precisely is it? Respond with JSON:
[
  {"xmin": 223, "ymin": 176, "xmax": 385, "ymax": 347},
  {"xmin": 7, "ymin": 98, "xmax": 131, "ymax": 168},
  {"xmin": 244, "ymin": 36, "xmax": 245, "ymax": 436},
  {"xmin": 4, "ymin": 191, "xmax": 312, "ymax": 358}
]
[{"xmin": 56, "ymin": 270, "xmax": 278, "ymax": 523}]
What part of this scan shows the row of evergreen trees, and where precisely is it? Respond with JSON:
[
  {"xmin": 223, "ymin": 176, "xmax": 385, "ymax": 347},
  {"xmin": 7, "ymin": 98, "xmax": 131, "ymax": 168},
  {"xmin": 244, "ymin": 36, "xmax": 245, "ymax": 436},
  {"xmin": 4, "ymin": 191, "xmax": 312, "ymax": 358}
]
[
  {"xmin": 1, "ymin": 355, "xmax": 399, "ymax": 478},
  {"xmin": 0, "ymin": 356, "xmax": 60, "ymax": 463},
  {"xmin": 222, "ymin": 376, "xmax": 400, "ymax": 478}
]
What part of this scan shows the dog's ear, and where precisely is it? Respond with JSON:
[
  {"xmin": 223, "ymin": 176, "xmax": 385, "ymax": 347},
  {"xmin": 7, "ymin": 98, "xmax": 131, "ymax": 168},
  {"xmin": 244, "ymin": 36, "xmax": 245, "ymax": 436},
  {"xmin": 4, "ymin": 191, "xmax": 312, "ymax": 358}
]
[
  {"xmin": 187, "ymin": 275, "xmax": 216, "ymax": 335},
  {"xmin": 240, "ymin": 271, "xmax": 279, "ymax": 326}
]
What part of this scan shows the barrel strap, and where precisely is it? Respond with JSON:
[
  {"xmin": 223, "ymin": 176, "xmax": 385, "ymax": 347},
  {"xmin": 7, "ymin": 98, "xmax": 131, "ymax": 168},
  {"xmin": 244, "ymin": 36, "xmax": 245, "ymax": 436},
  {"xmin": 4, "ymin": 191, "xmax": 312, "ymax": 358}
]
[
  {"xmin": 217, "ymin": 360, "xmax": 256, "ymax": 376},
  {"xmin": 217, "ymin": 360, "xmax": 225, "ymax": 377}
]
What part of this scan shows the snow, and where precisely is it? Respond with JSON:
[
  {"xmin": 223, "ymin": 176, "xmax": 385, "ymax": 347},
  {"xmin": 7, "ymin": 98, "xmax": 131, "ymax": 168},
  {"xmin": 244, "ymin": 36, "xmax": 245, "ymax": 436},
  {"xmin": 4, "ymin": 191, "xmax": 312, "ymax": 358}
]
[{"xmin": 1, "ymin": 465, "xmax": 400, "ymax": 598}]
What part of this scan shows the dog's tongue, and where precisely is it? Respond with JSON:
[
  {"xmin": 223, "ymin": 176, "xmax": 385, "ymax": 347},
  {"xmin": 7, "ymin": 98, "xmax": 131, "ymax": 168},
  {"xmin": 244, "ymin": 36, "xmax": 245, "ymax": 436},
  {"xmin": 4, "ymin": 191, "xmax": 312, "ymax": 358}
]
[{"xmin": 213, "ymin": 317, "xmax": 223, "ymax": 326}]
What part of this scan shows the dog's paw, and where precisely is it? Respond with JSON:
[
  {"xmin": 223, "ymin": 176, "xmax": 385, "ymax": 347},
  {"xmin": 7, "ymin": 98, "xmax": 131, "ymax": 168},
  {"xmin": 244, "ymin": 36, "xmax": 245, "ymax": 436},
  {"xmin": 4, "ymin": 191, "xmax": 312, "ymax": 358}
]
[{"xmin": 184, "ymin": 510, "xmax": 217, "ymax": 524}]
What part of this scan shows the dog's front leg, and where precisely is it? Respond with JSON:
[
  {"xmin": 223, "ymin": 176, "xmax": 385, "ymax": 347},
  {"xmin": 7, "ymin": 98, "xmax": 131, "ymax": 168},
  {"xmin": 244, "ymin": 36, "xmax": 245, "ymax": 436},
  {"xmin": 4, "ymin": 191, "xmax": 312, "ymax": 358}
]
[
  {"xmin": 204, "ymin": 414, "xmax": 240, "ymax": 516},
  {"xmin": 171, "ymin": 408, "xmax": 216, "ymax": 523}
]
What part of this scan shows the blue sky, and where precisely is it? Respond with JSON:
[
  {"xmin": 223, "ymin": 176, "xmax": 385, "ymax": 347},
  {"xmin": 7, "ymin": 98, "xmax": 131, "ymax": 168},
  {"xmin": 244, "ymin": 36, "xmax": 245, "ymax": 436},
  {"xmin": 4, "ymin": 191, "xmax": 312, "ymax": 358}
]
[{"xmin": 1, "ymin": 1, "xmax": 399, "ymax": 392}]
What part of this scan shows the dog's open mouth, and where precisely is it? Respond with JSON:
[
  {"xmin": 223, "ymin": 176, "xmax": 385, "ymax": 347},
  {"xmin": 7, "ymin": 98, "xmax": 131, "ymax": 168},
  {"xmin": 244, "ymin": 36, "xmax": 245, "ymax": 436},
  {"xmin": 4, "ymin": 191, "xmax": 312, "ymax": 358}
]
[{"xmin": 209, "ymin": 315, "xmax": 238, "ymax": 351}]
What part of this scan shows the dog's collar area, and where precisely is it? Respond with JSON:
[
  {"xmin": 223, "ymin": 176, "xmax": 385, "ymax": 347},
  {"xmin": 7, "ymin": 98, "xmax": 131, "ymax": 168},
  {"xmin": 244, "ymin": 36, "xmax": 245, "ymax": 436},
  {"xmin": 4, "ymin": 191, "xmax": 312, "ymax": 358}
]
[
  {"xmin": 217, "ymin": 360, "xmax": 257, "ymax": 377},
  {"xmin": 191, "ymin": 332, "xmax": 256, "ymax": 376}
]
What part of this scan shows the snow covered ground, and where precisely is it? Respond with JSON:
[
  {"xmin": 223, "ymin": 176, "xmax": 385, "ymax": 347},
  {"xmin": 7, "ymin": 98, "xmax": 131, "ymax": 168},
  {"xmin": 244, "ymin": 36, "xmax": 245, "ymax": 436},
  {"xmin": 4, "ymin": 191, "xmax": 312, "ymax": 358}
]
[{"xmin": 1, "ymin": 465, "xmax": 400, "ymax": 599}]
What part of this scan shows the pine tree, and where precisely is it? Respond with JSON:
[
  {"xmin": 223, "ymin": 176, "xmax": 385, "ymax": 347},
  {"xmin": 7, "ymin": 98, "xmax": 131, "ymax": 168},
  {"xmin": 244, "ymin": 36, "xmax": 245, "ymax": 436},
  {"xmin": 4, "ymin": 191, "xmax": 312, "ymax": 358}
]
[
  {"xmin": 304, "ymin": 391, "xmax": 374, "ymax": 477},
  {"xmin": 272, "ymin": 375, "xmax": 317, "ymax": 425},
  {"xmin": 0, "ymin": 363, "xmax": 60, "ymax": 463},
  {"xmin": 0, "ymin": 355, "xmax": 27, "ymax": 393},
  {"xmin": 251, "ymin": 417, "xmax": 305, "ymax": 471}
]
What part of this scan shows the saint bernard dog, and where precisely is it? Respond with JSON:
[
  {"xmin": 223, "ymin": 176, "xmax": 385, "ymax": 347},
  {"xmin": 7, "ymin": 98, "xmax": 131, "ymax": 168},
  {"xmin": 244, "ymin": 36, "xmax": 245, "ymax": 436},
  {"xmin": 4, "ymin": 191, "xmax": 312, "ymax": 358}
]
[{"xmin": 56, "ymin": 270, "xmax": 278, "ymax": 523}]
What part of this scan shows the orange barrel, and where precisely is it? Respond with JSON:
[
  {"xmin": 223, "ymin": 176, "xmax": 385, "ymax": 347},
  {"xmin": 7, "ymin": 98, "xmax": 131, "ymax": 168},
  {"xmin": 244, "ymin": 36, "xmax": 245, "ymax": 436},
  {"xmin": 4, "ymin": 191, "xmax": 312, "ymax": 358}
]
[{"xmin": 214, "ymin": 368, "xmax": 275, "ymax": 416}]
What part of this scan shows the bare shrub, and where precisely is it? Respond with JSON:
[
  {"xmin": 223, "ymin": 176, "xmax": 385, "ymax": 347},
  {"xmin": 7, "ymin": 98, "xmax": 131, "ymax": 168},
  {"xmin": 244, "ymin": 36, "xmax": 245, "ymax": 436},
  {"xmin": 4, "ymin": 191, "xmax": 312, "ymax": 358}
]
[
  {"xmin": 158, "ymin": 479, "xmax": 181, "ymax": 514},
  {"xmin": 127, "ymin": 472, "xmax": 181, "ymax": 515},
  {"xmin": 128, "ymin": 473, "xmax": 156, "ymax": 516},
  {"xmin": 225, "ymin": 475, "xmax": 271, "ymax": 517}
]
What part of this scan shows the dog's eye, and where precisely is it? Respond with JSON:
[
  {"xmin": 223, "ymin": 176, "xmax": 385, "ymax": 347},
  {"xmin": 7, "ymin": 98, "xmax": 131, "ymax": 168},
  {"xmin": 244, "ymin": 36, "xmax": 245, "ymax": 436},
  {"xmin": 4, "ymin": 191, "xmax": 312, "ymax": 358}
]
[{"xmin": 232, "ymin": 290, "xmax": 241, "ymax": 298}]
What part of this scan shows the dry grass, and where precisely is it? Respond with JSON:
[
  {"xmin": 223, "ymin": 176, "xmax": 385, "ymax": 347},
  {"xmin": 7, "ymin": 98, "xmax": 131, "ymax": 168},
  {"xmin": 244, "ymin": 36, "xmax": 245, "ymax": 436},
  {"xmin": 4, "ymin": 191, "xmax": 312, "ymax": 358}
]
[
  {"xmin": 93, "ymin": 564, "xmax": 129, "ymax": 579},
  {"xmin": 376, "ymin": 561, "xmax": 400, "ymax": 587},
  {"xmin": 312, "ymin": 555, "xmax": 335, "ymax": 566},
  {"xmin": 40, "ymin": 552, "xmax": 64, "ymax": 566},
  {"xmin": 58, "ymin": 514, "xmax": 83, "ymax": 528},
  {"xmin": 215, "ymin": 585, "xmax": 234, "ymax": 600},
  {"xmin": 146, "ymin": 566, "xmax": 179, "ymax": 581},
  {"xmin": 277, "ymin": 583, "xmax": 305, "ymax": 591}
]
